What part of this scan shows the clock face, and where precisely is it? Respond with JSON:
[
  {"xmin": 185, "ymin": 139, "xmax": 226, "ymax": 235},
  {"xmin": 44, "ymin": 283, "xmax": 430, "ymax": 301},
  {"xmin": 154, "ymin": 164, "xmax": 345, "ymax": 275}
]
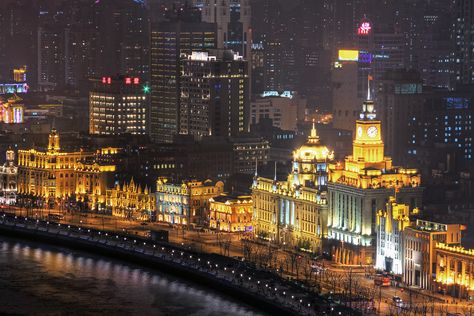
[
  {"xmin": 367, "ymin": 126, "xmax": 378, "ymax": 138},
  {"xmin": 357, "ymin": 126, "xmax": 363, "ymax": 138}
]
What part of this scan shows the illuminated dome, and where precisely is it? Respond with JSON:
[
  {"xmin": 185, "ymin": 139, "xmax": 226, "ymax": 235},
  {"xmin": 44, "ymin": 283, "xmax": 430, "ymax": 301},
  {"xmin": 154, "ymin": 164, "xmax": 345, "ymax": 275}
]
[{"xmin": 293, "ymin": 123, "xmax": 334, "ymax": 163}]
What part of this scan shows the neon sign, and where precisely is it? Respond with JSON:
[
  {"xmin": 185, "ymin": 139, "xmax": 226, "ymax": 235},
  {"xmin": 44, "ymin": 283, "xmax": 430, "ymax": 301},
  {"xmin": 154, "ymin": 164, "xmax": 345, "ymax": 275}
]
[{"xmin": 358, "ymin": 22, "xmax": 372, "ymax": 35}]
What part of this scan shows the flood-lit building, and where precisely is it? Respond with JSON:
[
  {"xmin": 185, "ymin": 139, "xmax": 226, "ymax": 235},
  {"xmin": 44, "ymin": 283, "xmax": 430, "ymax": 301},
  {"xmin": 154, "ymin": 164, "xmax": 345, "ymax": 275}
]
[
  {"xmin": 209, "ymin": 194, "xmax": 253, "ymax": 232},
  {"xmin": 107, "ymin": 179, "xmax": 156, "ymax": 221},
  {"xmin": 252, "ymin": 124, "xmax": 334, "ymax": 252},
  {"xmin": 404, "ymin": 219, "xmax": 463, "ymax": 291},
  {"xmin": 17, "ymin": 129, "xmax": 116, "ymax": 208},
  {"xmin": 0, "ymin": 95, "xmax": 24, "ymax": 123},
  {"xmin": 0, "ymin": 148, "xmax": 18, "ymax": 205},
  {"xmin": 155, "ymin": 178, "xmax": 224, "ymax": 225},
  {"xmin": 327, "ymin": 89, "xmax": 422, "ymax": 265},
  {"xmin": 375, "ymin": 197, "xmax": 411, "ymax": 275}
]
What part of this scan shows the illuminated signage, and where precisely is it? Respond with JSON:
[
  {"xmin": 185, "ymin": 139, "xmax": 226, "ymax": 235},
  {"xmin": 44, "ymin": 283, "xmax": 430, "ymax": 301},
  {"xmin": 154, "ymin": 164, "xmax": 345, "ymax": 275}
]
[
  {"xmin": 261, "ymin": 91, "xmax": 294, "ymax": 99},
  {"xmin": 358, "ymin": 22, "xmax": 372, "ymax": 35},
  {"xmin": 359, "ymin": 51, "xmax": 373, "ymax": 63},
  {"xmin": 338, "ymin": 49, "xmax": 359, "ymax": 61}
]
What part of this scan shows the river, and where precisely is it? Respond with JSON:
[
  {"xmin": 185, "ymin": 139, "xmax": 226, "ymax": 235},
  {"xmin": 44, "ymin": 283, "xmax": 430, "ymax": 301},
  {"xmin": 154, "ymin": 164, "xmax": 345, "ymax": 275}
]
[{"xmin": 0, "ymin": 236, "xmax": 265, "ymax": 316}]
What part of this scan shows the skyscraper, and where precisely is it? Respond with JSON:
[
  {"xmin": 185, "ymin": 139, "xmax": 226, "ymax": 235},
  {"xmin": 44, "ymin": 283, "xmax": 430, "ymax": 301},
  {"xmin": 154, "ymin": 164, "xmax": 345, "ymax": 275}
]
[
  {"xmin": 180, "ymin": 50, "xmax": 249, "ymax": 139},
  {"xmin": 149, "ymin": 19, "xmax": 216, "ymax": 143},
  {"xmin": 453, "ymin": 0, "xmax": 474, "ymax": 86}
]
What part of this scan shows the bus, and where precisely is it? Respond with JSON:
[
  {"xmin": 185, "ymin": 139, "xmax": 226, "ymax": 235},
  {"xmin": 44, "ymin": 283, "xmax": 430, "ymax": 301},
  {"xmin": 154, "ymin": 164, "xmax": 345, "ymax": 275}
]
[{"xmin": 374, "ymin": 275, "xmax": 391, "ymax": 287}]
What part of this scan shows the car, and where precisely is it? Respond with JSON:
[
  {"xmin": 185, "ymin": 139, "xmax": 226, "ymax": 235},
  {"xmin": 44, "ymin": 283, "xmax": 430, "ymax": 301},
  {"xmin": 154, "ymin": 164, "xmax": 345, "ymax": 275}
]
[{"xmin": 392, "ymin": 296, "xmax": 402, "ymax": 305}]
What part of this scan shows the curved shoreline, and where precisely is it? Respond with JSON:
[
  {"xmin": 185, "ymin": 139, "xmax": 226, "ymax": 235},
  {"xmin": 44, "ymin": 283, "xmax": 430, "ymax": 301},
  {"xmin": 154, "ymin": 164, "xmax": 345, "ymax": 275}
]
[{"xmin": 0, "ymin": 221, "xmax": 301, "ymax": 316}]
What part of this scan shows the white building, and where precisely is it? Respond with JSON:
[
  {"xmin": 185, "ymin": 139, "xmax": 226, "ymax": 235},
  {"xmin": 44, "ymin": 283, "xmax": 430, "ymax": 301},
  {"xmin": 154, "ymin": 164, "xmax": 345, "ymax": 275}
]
[
  {"xmin": 0, "ymin": 148, "xmax": 18, "ymax": 205},
  {"xmin": 375, "ymin": 197, "xmax": 410, "ymax": 275}
]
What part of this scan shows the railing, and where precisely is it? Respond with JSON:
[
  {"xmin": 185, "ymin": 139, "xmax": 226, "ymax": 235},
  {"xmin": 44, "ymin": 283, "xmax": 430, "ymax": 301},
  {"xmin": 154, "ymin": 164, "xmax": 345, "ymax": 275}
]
[{"xmin": 0, "ymin": 212, "xmax": 355, "ymax": 316}]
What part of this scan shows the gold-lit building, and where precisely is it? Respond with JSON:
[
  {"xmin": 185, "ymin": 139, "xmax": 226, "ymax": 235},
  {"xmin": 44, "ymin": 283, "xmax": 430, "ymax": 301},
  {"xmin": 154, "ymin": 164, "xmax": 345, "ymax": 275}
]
[
  {"xmin": 0, "ymin": 95, "xmax": 24, "ymax": 123},
  {"xmin": 252, "ymin": 123, "xmax": 334, "ymax": 252},
  {"xmin": 0, "ymin": 148, "xmax": 18, "ymax": 204},
  {"xmin": 155, "ymin": 178, "xmax": 224, "ymax": 225},
  {"xmin": 327, "ymin": 89, "xmax": 422, "ymax": 265},
  {"xmin": 436, "ymin": 243, "xmax": 474, "ymax": 298},
  {"xmin": 403, "ymin": 220, "xmax": 462, "ymax": 290},
  {"xmin": 107, "ymin": 179, "xmax": 156, "ymax": 221},
  {"xmin": 209, "ymin": 194, "xmax": 253, "ymax": 232},
  {"xmin": 17, "ymin": 129, "xmax": 116, "ymax": 209}
]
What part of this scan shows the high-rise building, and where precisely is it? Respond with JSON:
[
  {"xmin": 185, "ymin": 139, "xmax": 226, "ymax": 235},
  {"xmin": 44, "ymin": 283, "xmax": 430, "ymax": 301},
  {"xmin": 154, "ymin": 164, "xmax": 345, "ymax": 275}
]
[
  {"xmin": 180, "ymin": 50, "xmax": 249, "ymax": 139},
  {"xmin": 89, "ymin": 76, "xmax": 148, "ymax": 136},
  {"xmin": 149, "ymin": 19, "xmax": 216, "ymax": 143},
  {"xmin": 453, "ymin": 0, "xmax": 474, "ymax": 86},
  {"xmin": 327, "ymin": 91, "xmax": 422, "ymax": 265}
]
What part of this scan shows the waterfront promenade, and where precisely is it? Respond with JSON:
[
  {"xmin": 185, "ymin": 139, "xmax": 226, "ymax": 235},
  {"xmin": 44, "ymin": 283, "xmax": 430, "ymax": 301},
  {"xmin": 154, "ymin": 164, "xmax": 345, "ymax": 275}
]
[{"xmin": 0, "ymin": 212, "xmax": 356, "ymax": 316}]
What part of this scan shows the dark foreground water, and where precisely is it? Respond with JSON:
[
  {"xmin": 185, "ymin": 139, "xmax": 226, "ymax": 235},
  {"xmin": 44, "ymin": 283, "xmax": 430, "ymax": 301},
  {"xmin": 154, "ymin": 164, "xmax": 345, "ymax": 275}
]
[{"xmin": 0, "ymin": 237, "xmax": 264, "ymax": 316}]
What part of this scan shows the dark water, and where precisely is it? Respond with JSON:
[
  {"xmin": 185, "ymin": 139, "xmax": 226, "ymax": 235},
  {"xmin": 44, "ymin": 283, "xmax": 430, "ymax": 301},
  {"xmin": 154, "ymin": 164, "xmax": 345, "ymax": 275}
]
[{"xmin": 0, "ymin": 237, "xmax": 264, "ymax": 316}]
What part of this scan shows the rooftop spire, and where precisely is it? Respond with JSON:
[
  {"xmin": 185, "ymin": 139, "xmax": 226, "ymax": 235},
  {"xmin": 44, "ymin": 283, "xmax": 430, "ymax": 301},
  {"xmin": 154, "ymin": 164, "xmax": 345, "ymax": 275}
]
[
  {"xmin": 307, "ymin": 119, "xmax": 320, "ymax": 144},
  {"xmin": 367, "ymin": 74, "xmax": 373, "ymax": 101},
  {"xmin": 274, "ymin": 161, "xmax": 277, "ymax": 181}
]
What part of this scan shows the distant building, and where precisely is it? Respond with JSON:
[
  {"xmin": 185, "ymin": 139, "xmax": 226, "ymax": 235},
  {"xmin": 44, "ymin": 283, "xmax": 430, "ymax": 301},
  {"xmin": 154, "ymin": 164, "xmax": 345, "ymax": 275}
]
[
  {"xmin": 453, "ymin": 0, "xmax": 474, "ymax": 85},
  {"xmin": 250, "ymin": 92, "xmax": 306, "ymax": 131},
  {"xmin": 0, "ymin": 148, "xmax": 17, "ymax": 205},
  {"xmin": 89, "ymin": 76, "xmax": 147, "ymax": 136},
  {"xmin": 0, "ymin": 95, "xmax": 24, "ymax": 124},
  {"xmin": 209, "ymin": 194, "xmax": 253, "ymax": 232},
  {"xmin": 180, "ymin": 50, "xmax": 249, "ymax": 139},
  {"xmin": 149, "ymin": 19, "xmax": 216, "ymax": 143},
  {"xmin": 155, "ymin": 178, "xmax": 224, "ymax": 225},
  {"xmin": 231, "ymin": 136, "xmax": 270, "ymax": 174},
  {"xmin": 403, "ymin": 219, "xmax": 463, "ymax": 290},
  {"xmin": 107, "ymin": 179, "xmax": 155, "ymax": 221}
]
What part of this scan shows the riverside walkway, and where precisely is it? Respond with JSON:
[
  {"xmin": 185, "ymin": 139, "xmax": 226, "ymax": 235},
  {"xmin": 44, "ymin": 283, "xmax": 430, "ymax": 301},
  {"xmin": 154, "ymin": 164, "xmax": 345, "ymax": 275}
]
[{"xmin": 0, "ymin": 212, "xmax": 357, "ymax": 316}]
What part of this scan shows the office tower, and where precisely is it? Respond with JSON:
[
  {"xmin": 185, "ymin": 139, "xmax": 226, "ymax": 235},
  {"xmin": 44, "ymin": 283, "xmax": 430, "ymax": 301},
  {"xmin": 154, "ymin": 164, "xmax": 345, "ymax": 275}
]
[
  {"xmin": 89, "ymin": 76, "xmax": 147, "ymax": 135},
  {"xmin": 453, "ymin": 0, "xmax": 474, "ymax": 86},
  {"xmin": 149, "ymin": 18, "xmax": 216, "ymax": 143},
  {"xmin": 180, "ymin": 50, "xmax": 249, "ymax": 139}
]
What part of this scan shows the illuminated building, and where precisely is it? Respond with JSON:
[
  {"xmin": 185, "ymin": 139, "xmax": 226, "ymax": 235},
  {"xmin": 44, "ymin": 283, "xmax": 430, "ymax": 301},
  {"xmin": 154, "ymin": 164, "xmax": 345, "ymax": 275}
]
[
  {"xmin": 327, "ymin": 86, "xmax": 422, "ymax": 265},
  {"xmin": 375, "ymin": 197, "xmax": 411, "ymax": 275},
  {"xmin": 17, "ymin": 129, "xmax": 116, "ymax": 208},
  {"xmin": 89, "ymin": 76, "xmax": 147, "ymax": 135},
  {"xmin": 0, "ymin": 95, "xmax": 24, "ymax": 124},
  {"xmin": 403, "ymin": 219, "xmax": 462, "ymax": 290},
  {"xmin": 180, "ymin": 50, "xmax": 249, "ymax": 139},
  {"xmin": 232, "ymin": 136, "xmax": 270, "ymax": 174},
  {"xmin": 209, "ymin": 194, "xmax": 253, "ymax": 232},
  {"xmin": 250, "ymin": 92, "xmax": 306, "ymax": 131},
  {"xmin": 107, "ymin": 179, "xmax": 156, "ymax": 221},
  {"xmin": 155, "ymin": 179, "xmax": 224, "ymax": 225},
  {"xmin": 150, "ymin": 19, "xmax": 216, "ymax": 143},
  {"xmin": 435, "ymin": 243, "xmax": 474, "ymax": 298},
  {"xmin": 0, "ymin": 148, "xmax": 17, "ymax": 205},
  {"xmin": 13, "ymin": 66, "xmax": 27, "ymax": 83},
  {"xmin": 453, "ymin": 0, "xmax": 474, "ymax": 85},
  {"xmin": 0, "ymin": 83, "xmax": 28, "ymax": 95},
  {"xmin": 252, "ymin": 123, "xmax": 334, "ymax": 252}
]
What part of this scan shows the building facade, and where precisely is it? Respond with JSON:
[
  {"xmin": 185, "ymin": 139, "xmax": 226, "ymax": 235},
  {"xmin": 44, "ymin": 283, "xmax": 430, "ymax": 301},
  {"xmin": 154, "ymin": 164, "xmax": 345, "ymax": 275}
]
[
  {"xmin": 107, "ymin": 179, "xmax": 156, "ymax": 221},
  {"xmin": 209, "ymin": 194, "xmax": 252, "ymax": 232},
  {"xmin": 252, "ymin": 124, "xmax": 334, "ymax": 252},
  {"xmin": 17, "ymin": 129, "xmax": 116, "ymax": 209},
  {"xmin": 149, "ymin": 19, "xmax": 216, "ymax": 143},
  {"xmin": 89, "ymin": 76, "xmax": 147, "ymax": 135},
  {"xmin": 0, "ymin": 148, "xmax": 17, "ymax": 205},
  {"xmin": 327, "ymin": 92, "xmax": 422, "ymax": 265},
  {"xmin": 403, "ymin": 220, "xmax": 462, "ymax": 290},
  {"xmin": 375, "ymin": 197, "xmax": 411, "ymax": 275},
  {"xmin": 180, "ymin": 50, "xmax": 249, "ymax": 139},
  {"xmin": 155, "ymin": 178, "xmax": 224, "ymax": 225}
]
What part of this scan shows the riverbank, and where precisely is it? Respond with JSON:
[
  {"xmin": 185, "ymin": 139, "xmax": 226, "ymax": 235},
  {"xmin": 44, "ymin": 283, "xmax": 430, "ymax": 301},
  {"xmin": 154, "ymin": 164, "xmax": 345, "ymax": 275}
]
[{"xmin": 0, "ymin": 214, "xmax": 352, "ymax": 316}]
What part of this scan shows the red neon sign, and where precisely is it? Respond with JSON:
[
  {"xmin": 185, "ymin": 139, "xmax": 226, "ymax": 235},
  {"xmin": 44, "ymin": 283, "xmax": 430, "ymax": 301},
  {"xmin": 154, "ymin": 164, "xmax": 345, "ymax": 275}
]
[
  {"xmin": 133, "ymin": 77, "xmax": 140, "ymax": 85},
  {"xmin": 358, "ymin": 22, "xmax": 372, "ymax": 35},
  {"xmin": 125, "ymin": 77, "xmax": 132, "ymax": 85},
  {"xmin": 107, "ymin": 77, "xmax": 111, "ymax": 84},
  {"xmin": 102, "ymin": 77, "xmax": 107, "ymax": 84}
]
